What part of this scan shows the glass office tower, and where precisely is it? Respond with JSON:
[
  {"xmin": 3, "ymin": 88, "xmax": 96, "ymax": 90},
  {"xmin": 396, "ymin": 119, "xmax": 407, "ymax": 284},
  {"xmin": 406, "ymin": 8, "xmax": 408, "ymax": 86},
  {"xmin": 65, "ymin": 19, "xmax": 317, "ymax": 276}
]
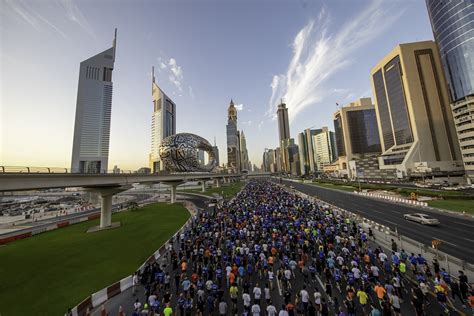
[{"xmin": 426, "ymin": 0, "xmax": 473, "ymax": 102}]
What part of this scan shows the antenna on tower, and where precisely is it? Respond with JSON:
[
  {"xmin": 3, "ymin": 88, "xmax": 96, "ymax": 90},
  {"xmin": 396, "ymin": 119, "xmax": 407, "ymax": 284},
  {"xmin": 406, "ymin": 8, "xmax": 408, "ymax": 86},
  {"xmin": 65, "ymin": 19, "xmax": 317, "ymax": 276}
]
[
  {"xmin": 112, "ymin": 28, "xmax": 117, "ymax": 61},
  {"xmin": 214, "ymin": 136, "xmax": 216, "ymax": 146},
  {"xmin": 152, "ymin": 66, "xmax": 155, "ymax": 83}
]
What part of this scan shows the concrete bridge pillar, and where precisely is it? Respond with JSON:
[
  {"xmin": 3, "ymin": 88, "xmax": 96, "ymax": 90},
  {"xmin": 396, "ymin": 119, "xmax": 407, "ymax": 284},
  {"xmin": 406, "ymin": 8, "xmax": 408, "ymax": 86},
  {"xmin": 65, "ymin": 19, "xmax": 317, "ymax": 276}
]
[
  {"xmin": 216, "ymin": 179, "xmax": 221, "ymax": 188},
  {"xmin": 201, "ymin": 181, "xmax": 206, "ymax": 192},
  {"xmin": 85, "ymin": 185, "xmax": 130, "ymax": 231},
  {"xmin": 100, "ymin": 194, "xmax": 113, "ymax": 228},
  {"xmin": 163, "ymin": 181, "xmax": 184, "ymax": 204}
]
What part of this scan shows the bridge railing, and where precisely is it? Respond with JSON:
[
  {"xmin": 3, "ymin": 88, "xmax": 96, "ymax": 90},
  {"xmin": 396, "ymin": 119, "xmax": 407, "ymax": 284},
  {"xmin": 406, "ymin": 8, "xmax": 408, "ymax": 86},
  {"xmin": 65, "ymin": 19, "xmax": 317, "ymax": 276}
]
[{"xmin": 0, "ymin": 166, "xmax": 236, "ymax": 175}]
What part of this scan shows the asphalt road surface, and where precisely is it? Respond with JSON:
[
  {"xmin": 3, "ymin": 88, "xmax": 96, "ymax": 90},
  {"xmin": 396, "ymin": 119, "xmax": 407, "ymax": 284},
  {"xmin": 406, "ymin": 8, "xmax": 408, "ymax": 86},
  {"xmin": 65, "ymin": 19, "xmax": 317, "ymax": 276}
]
[
  {"xmin": 277, "ymin": 179, "xmax": 474, "ymax": 264},
  {"xmin": 97, "ymin": 191, "xmax": 468, "ymax": 316}
]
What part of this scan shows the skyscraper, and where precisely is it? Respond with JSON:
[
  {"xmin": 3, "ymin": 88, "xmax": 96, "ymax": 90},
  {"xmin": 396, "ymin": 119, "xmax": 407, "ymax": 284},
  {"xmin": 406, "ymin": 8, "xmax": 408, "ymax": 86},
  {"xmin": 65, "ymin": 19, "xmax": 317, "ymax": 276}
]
[
  {"xmin": 240, "ymin": 131, "xmax": 250, "ymax": 171},
  {"xmin": 426, "ymin": 0, "xmax": 473, "ymax": 103},
  {"xmin": 426, "ymin": 0, "xmax": 474, "ymax": 183},
  {"xmin": 149, "ymin": 67, "xmax": 176, "ymax": 173},
  {"xmin": 333, "ymin": 98, "xmax": 382, "ymax": 178},
  {"xmin": 71, "ymin": 29, "xmax": 117, "ymax": 173},
  {"xmin": 212, "ymin": 137, "xmax": 220, "ymax": 167},
  {"xmin": 277, "ymin": 101, "xmax": 290, "ymax": 143},
  {"xmin": 312, "ymin": 126, "xmax": 337, "ymax": 170},
  {"xmin": 371, "ymin": 41, "xmax": 463, "ymax": 179},
  {"xmin": 298, "ymin": 132, "xmax": 309, "ymax": 175},
  {"xmin": 226, "ymin": 99, "xmax": 240, "ymax": 172}
]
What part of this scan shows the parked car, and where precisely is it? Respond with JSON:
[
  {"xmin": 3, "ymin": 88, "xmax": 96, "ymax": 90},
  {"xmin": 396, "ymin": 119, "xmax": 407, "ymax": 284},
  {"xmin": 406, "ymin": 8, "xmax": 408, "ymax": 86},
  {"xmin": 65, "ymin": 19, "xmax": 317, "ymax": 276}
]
[{"xmin": 403, "ymin": 213, "xmax": 440, "ymax": 225}]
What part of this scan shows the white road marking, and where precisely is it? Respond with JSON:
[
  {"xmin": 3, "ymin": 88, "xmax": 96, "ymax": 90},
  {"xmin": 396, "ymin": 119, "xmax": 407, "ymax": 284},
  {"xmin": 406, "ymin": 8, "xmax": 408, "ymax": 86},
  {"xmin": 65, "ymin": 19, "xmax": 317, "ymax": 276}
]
[
  {"xmin": 315, "ymin": 274, "xmax": 325, "ymax": 292},
  {"xmin": 453, "ymin": 222, "xmax": 474, "ymax": 228},
  {"xmin": 370, "ymin": 209, "xmax": 384, "ymax": 214},
  {"xmin": 463, "ymin": 238, "xmax": 474, "ymax": 243},
  {"xmin": 383, "ymin": 220, "xmax": 398, "ymax": 226},
  {"xmin": 277, "ymin": 277, "xmax": 282, "ymax": 296}
]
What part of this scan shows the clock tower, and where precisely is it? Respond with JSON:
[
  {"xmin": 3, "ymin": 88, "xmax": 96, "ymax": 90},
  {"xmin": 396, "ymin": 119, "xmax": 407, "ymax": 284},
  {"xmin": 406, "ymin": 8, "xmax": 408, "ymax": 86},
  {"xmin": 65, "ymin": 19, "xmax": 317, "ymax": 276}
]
[{"xmin": 226, "ymin": 99, "xmax": 240, "ymax": 172}]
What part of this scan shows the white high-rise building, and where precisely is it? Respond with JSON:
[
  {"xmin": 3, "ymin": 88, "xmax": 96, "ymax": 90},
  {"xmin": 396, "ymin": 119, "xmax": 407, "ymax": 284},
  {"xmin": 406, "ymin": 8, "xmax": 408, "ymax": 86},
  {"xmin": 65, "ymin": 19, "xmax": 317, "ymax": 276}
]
[
  {"xmin": 149, "ymin": 67, "xmax": 176, "ymax": 173},
  {"xmin": 71, "ymin": 29, "xmax": 117, "ymax": 173}
]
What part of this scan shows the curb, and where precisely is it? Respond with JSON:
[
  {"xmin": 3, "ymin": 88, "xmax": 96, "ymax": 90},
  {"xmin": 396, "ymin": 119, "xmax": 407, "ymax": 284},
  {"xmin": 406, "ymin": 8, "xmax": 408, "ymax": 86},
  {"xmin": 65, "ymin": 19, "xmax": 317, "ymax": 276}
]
[{"xmin": 353, "ymin": 190, "xmax": 428, "ymax": 207}]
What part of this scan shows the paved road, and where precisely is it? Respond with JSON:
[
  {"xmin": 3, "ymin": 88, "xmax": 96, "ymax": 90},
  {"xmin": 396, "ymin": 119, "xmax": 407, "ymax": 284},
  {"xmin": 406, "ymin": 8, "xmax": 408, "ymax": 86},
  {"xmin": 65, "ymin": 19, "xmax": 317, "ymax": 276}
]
[
  {"xmin": 97, "ymin": 189, "xmax": 468, "ymax": 316},
  {"xmin": 277, "ymin": 179, "xmax": 474, "ymax": 263}
]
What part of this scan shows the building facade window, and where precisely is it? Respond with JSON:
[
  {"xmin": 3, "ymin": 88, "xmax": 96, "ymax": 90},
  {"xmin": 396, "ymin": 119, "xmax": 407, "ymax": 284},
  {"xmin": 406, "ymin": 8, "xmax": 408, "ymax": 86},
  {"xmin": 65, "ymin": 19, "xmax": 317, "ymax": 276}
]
[
  {"xmin": 333, "ymin": 114, "xmax": 345, "ymax": 157},
  {"xmin": 347, "ymin": 109, "xmax": 382, "ymax": 154},
  {"xmin": 384, "ymin": 55, "xmax": 413, "ymax": 145},
  {"xmin": 373, "ymin": 69, "xmax": 395, "ymax": 150},
  {"xmin": 426, "ymin": 0, "xmax": 474, "ymax": 102}
]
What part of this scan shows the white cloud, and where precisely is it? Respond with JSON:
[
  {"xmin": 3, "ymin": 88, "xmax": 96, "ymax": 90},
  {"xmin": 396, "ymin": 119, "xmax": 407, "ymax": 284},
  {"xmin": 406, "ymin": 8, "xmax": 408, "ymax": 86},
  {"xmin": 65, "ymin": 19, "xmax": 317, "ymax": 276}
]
[
  {"xmin": 267, "ymin": 0, "xmax": 403, "ymax": 122},
  {"xmin": 258, "ymin": 121, "xmax": 264, "ymax": 130},
  {"xmin": 159, "ymin": 62, "xmax": 167, "ymax": 69},
  {"xmin": 189, "ymin": 86, "xmax": 195, "ymax": 100},
  {"xmin": 4, "ymin": 0, "xmax": 68, "ymax": 39},
  {"xmin": 167, "ymin": 58, "xmax": 183, "ymax": 91},
  {"xmin": 59, "ymin": 0, "xmax": 95, "ymax": 38},
  {"xmin": 242, "ymin": 120, "xmax": 252, "ymax": 126},
  {"xmin": 235, "ymin": 104, "xmax": 244, "ymax": 111}
]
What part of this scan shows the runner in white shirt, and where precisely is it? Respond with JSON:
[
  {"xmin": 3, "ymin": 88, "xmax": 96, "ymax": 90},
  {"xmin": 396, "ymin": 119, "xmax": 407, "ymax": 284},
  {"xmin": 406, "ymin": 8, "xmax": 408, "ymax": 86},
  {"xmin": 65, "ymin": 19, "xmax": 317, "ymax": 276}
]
[
  {"xmin": 253, "ymin": 284, "xmax": 262, "ymax": 305},
  {"xmin": 243, "ymin": 293, "xmax": 251, "ymax": 312},
  {"xmin": 251, "ymin": 303, "xmax": 261, "ymax": 316},
  {"xmin": 266, "ymin": 303, "xmax": 277, "ymax": 316},
  {"xmin": 300, "ymin": 286, "xmax": 310, "ymax": 311},
  {"xmin": 352, "ymin": 267, "xmax": 361, "ymax": 279}
]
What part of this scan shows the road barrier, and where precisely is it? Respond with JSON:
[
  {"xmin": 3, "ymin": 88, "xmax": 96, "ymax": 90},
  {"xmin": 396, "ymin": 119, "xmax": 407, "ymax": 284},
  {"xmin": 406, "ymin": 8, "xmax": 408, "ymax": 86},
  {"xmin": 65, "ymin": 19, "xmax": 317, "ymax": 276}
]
[
  {"xmin": 354, "ymin": 190, "xmax": 428, "ymax": 207},
  {"xmin": 70, "ymin": 200, "xmax": 202, "ymax": 316}
]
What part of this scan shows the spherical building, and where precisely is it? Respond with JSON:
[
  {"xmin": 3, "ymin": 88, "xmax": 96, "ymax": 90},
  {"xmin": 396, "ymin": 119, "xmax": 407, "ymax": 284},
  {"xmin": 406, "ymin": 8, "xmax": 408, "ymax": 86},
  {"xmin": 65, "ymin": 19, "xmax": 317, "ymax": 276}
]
[{"xmin": 159, "ymin": 133, "xmax": 217, "ymax": 172}]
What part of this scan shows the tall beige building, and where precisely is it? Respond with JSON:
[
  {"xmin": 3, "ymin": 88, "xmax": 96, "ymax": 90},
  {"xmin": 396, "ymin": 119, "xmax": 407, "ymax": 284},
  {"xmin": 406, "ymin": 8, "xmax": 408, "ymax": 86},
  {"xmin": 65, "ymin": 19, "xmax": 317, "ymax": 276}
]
[
  {"xmin": 370, "ymin": 41, "xmax": 463, "ymax": 180},
  {"xmin": 333, "ymin": 98, "xmax": 382, "ymax": 178},
  {"xmin": 312, "ymin": 126, "xmax": 336, "ymax": 170},
  {"xmin": 149, "ymin": 67, "xmax": 176, "ymax": 172}
]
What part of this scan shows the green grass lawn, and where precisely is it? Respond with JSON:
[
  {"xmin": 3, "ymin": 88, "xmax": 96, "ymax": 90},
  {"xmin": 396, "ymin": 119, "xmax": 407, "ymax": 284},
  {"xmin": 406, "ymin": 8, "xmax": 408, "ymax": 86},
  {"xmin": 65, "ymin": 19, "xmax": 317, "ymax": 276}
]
[
  {"xmin": 0, "ymin": 203, "xmax": 189, "ymax": 316},
  {"xmin": 427, "ymin": 199, "xmax": 474, "ymax": 214},
  {"xmin": 188, "ymin": 181, "xmax": 245, "ymax": 198},
  {"xmin": 310, "ymin": 182, "xmax": 356, "ymax": 192}
]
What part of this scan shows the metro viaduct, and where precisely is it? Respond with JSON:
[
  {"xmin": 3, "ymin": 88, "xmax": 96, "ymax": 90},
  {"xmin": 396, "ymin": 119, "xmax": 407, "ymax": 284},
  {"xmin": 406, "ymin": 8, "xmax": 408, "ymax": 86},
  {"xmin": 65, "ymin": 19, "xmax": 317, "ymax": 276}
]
[{"xmin": 0, "ymin": 172, "xmax": 242, "ymax": 230}]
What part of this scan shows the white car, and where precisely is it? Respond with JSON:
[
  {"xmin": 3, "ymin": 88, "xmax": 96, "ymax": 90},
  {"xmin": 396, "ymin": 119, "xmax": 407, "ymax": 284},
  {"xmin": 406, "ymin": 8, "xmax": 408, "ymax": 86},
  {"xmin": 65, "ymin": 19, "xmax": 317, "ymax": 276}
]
[{"xmin": 403, "ymin": 213, "xmax": 440, "ymax": 225}]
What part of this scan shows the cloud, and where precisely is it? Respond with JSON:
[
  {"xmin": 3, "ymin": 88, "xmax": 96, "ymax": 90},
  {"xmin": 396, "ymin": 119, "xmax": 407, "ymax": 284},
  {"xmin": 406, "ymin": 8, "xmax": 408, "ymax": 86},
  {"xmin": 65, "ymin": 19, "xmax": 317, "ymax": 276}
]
[
  {"xmin": 159, "ymin": 62, "xmax": 167, "ymax": 69},
  {"xmin": 242, "ymin": 120, "xmax": 252, "ymax": 126},
  {"xmin": 167, "ymin": 58, "xmax": 183, "ymax": 91},
  {"xmin": 267, "ymin": 0, "xmax": 403, "ymax": 122},
  {"xmin": 258, "ymin": 121, "xmax": 264, "ymax": 130},
  {"xmin": 4, "ymin": 0, "xmax": 68, "ymax": 39},
  {"xmin": 59, "ymin": 0, "xmax": 95, "ymax": 38},
  {"xmin": 235, "ymin": 104, "xmax": 244, "ymax": 111}
]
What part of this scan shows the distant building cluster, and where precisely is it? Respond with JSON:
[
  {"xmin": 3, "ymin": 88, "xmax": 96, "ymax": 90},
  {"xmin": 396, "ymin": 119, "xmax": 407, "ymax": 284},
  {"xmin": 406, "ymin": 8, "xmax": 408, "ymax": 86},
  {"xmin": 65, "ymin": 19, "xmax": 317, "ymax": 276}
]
[
  {"xmin": 226, "ymin": 100, "xmax": 252, "ymax": 173},
  {"xmin": 262, "ymin": 1, "xmax": 474, "ymax": 184}
]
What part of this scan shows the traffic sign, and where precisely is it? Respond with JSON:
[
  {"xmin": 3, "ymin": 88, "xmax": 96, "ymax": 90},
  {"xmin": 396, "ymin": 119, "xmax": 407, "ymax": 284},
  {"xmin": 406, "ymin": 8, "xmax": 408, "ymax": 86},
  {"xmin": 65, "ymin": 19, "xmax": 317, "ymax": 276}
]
[
  {"xmin": 431, "ymin": 239, "xmax": 442, "ymax": 247},
  {"xmin": 410, "ymin": 192, "xmax": 417, "ymax": 200}
]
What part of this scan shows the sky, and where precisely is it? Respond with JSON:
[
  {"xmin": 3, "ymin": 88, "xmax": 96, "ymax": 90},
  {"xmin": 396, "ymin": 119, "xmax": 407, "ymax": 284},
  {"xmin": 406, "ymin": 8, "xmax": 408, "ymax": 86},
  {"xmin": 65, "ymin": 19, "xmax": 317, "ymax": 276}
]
[{"xmin": 1, "ymin": 0, "xmax": 434, "ymax": 171}]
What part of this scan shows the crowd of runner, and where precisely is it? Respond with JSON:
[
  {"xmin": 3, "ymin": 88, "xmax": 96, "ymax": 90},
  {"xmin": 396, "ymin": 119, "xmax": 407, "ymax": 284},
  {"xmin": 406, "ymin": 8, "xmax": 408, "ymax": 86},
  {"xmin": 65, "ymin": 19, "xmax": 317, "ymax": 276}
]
[{"xmin": 125, "ymin": 180, "xmax": 472, "ymax": 316}]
